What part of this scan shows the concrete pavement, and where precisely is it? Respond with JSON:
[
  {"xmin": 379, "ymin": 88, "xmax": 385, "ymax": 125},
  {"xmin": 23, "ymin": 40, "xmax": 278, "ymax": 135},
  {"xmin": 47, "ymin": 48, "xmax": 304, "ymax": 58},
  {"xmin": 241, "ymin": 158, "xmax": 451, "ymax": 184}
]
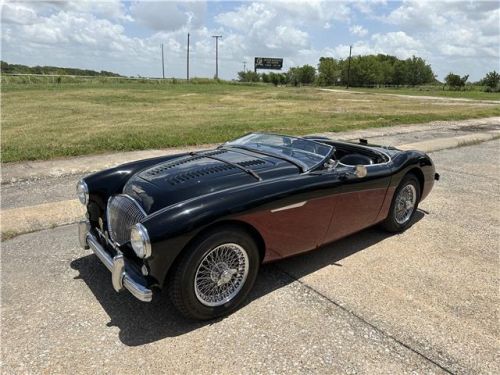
[{"xmin": 1, "ymin": 139, "xmax": 499, "ymax": 374}]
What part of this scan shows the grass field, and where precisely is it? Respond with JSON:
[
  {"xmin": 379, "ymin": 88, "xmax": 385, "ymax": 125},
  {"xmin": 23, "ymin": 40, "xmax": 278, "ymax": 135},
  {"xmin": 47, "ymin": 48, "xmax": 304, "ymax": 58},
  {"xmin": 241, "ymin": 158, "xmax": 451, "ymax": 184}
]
[{"xmin": 2, "ymin": 81, "xmax": 500, "ymax": 162}]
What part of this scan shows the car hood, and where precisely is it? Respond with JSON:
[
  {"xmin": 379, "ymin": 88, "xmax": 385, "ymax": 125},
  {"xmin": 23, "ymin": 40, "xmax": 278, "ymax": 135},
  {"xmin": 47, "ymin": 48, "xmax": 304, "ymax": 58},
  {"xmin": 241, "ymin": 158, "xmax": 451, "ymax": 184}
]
[{"xmin": 122, "ymin": 148, "xmax": 300, "ymax": 214}]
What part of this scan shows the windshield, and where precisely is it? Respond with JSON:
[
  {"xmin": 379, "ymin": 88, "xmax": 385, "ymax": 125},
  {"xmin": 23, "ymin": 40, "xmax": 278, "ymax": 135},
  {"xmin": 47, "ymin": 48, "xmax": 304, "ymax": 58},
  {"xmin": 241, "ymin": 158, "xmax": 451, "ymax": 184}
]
[{"xmin": 225, "ymin": 133, "xmax": 333, "ymax": 171}]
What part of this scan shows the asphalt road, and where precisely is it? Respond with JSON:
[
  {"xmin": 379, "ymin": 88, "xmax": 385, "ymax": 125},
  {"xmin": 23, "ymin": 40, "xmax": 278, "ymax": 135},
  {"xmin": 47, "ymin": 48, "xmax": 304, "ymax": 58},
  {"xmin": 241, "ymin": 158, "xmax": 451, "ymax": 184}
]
[{"xmin": 2, "ymin": 140, "xmax": 499, "ymax": 374}]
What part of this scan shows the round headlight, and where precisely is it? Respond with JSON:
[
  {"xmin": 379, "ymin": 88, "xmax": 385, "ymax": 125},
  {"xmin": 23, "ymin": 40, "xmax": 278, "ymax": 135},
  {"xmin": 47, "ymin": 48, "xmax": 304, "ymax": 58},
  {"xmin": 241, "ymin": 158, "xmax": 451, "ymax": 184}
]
[
  {"xmin": 130, "ymin": 223, "xmax": 151, "ymax": 258},
  {"xmin": 76, "ymin": 180, "xmax": 89, "ymax": 205}
]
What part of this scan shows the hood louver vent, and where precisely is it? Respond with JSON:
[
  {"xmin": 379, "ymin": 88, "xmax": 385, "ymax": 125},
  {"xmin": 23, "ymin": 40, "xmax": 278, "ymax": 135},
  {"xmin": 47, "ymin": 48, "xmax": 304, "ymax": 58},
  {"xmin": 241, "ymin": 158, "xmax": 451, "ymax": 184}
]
[
  {"xmin": 168, "ymin": 164, "xmax": 236, "ymax": 185},
  {"xmin": 238, "ymin": 159, "xmax": 265, "ymax": 167},
  {"xmin": 146, "ymin": 150, "xmax": 229, "ymax": 177}
]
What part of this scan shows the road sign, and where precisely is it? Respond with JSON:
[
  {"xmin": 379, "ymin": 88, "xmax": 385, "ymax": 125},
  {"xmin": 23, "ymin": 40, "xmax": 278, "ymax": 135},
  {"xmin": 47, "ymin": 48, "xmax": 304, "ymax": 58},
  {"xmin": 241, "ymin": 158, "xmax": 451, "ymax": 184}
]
[{"xmin": 254, "ymin": 57, "xmax": 283, "ymax": 70}]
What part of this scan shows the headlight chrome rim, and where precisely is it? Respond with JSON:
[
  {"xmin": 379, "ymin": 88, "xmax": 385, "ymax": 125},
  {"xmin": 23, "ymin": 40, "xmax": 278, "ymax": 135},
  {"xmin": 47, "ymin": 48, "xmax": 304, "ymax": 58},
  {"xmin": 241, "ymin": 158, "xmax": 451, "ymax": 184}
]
[
  {"xmin": 76, "ymin": 180, "xmax": 89, "ymax": 205},
  {"xmin": 130, "ymin": 223, "xmax": 151, "ymax": 259}
]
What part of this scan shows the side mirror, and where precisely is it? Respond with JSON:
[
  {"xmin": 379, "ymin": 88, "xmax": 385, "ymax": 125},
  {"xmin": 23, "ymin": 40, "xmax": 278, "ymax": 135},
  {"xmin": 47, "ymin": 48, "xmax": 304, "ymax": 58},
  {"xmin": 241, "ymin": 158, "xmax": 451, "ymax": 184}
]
[{"xmin": 354, "ymin": 165, "xmax": 368, "ymax": 178}]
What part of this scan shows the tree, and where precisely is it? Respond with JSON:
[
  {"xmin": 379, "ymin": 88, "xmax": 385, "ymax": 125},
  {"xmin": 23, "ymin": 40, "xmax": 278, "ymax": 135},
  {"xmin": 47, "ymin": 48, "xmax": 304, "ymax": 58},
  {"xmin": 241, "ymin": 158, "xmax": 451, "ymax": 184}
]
[
  {"xmin": 482, "ymin": 71, "xmax": 500, "ymax": 89},
  {"xmin": 405, "ymin": 56, "xmax": 434, "ymax": 86},
  {"xmin": 317, "ymin": 57, "xmax": 341, "ymax": 86},
  {"xmin": 445, "ymin": 73, "xmax": 468, "ymax": 90},
  {"xmin": 286, "ymin": 65, "xmax": 316, "ymax": 86},
  {"xmin": 237, "ymin": 70, "xmax": 260, "ymax": 82},
  {"xmin": 300, "ymin": 65, "xmax": 316, "ymax": 84},
  {"xmin": 269, "ymin": 72, "xmax": 280, "ymax": 86}
]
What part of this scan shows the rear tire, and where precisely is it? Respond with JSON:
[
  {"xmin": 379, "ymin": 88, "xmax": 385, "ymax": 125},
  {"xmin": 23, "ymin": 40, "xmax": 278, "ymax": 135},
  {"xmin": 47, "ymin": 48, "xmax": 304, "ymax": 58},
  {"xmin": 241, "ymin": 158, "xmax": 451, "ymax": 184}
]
[
  {"xmin": 381, "ymin": 174, "xmax": 421, "ymax": 233},
  {"xmin": 169, "ymin": 227, "xmax": 260, "ymax": 320}
]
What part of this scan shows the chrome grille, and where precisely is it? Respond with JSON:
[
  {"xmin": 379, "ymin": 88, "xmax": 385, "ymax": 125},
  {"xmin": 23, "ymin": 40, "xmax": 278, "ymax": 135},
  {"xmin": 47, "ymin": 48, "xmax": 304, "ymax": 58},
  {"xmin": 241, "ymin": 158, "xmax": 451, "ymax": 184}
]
[{"xmin": 106, "ymin": 195, "xmax": 146, "ymax": 245}]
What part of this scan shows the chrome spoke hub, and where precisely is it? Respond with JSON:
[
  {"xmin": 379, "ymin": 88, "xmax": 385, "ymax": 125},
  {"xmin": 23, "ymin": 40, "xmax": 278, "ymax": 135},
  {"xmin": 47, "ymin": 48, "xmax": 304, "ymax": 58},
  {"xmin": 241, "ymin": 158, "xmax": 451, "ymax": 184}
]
[
  {"xmin": 194, "ymin": 243, "xmax": 249, "ymax": 307},
  {"xmin": 394, "ymin": 184, "xmax": 417, "ymax": 225}
]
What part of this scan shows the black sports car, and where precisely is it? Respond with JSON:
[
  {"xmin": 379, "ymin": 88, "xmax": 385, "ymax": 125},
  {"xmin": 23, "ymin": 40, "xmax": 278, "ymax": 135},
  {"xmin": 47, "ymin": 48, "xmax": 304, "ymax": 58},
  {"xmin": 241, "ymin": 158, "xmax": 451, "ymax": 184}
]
[{"xmin": 77, "ymin": 133, "xmax": 438, "ymax": 320}]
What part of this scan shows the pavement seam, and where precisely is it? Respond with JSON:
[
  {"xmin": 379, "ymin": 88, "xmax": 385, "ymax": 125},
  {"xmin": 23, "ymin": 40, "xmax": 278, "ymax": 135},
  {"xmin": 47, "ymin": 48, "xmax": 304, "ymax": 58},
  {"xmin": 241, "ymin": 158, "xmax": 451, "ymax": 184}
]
[{"xmin": 274, "ymin": 265, "xmax": 456, "ymax": 375}]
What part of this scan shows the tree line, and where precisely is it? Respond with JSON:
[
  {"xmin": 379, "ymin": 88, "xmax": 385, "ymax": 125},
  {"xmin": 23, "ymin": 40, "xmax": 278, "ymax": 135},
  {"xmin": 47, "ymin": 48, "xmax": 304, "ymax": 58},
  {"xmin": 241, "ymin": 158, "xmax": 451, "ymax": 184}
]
[
  {"xmin": 237, "ymin": 54, "xmax": 499, "ymax": 92},
  {"xmin": 238, "ymin": 54, "xmax": 436, "ymax": 87},
  {"xmin": 0, "ymin": 61, "xmax": 121, "ymax": 77},
  {"xmin": 445, "ymin": 71, "xmax": 500, "ymax": 92}
]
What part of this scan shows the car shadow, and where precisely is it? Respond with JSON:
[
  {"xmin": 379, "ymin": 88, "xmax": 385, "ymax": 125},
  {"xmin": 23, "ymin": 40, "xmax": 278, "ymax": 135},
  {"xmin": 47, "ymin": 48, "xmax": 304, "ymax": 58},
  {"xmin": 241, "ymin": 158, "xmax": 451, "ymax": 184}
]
[{"xmin": 70, "ymin": 211, "xmax": 425, "ymax": 346}]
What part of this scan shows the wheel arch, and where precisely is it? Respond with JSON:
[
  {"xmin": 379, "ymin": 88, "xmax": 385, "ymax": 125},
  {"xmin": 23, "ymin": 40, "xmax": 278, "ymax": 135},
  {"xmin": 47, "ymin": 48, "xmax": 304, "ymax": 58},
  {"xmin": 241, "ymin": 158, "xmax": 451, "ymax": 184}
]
[
  {"xmin": 163, "ymin": 219, "xmax": 266, "ymax": 287},
  {"xmin": 406, "ymin": 167, "xmax": 425, "ymax": 197}
]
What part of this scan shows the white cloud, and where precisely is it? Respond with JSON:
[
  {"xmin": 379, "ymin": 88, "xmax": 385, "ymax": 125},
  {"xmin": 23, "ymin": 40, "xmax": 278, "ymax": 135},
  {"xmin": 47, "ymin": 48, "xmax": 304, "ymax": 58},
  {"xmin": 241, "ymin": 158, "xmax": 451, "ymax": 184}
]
[
  {"xmin": 1, "ymin": 0, "xmax": 498, "ymax": 81},
  {"xmin": 214, "ymin": 2, "xmax": 312, "ymax": 63},
  {"xmin": 349, "ymin": 24, "xmax": 368, "ymax": 37},
  {"xmin": 129, "ymin": 1, "xmax": 206, "ymax": 32},
  {"xmin": 380, "ymin": 0, "xmax": 500, "ymax": 78},
  {"xmin": 329, "ymin": 31, "xmax": 425, "ymax": 60},
  {"xmin": 1, "ymin": 2, "xmax": 38, "ymax": 24}
]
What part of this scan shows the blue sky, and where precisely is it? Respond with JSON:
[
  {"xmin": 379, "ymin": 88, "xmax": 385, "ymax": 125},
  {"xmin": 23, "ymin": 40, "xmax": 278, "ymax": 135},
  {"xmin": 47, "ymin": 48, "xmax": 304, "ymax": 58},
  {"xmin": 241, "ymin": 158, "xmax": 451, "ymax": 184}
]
[{"xmin": 2, "ymin": 1, "xmax": 499, "ymax": 81}]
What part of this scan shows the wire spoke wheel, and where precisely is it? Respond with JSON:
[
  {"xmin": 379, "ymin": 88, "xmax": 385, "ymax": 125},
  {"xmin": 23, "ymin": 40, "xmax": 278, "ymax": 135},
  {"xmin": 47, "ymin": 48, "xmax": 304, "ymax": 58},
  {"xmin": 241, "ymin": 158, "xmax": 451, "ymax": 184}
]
[
  {"xmin": 194, "ymin": 243, "xmax": 249, "ymax": 307},
  {"xmin": 394, "ymin": 184, "xmax": 417, "ymax": 225}
]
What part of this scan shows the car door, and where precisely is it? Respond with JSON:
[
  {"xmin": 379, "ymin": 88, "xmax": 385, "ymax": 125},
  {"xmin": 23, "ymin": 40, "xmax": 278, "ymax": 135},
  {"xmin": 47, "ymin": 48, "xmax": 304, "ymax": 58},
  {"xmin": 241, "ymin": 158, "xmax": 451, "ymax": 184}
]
[
  {"xmin": 237, "ymin": 185, "xmax": 336, "ymax": 260},
  {"xmin": 320, "ymin": 163, "xmax": 392, "ymax": 245}
]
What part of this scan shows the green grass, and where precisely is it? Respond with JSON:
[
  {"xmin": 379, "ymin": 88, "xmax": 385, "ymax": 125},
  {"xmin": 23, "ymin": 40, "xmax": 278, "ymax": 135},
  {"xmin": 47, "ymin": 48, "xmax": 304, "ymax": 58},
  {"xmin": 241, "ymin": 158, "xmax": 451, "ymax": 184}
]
[{"xmin": 2, "ymin": 80, "xmax": 500, "ymax": 162}]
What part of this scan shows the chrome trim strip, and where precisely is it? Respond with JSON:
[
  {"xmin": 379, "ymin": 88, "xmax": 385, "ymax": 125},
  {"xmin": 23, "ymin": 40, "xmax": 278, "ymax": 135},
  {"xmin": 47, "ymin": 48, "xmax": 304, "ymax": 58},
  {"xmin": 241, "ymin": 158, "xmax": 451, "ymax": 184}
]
[
  {"xmin": 85, "ymin": 232, "xmax": 152, "ymax": 302},
  {"xmin": 87, "ymin": 234, "xmax": 113, "ymax": 271},
  {"xmin": 271, "ymin": 201, "xmax": 307, "ymax": 213}
]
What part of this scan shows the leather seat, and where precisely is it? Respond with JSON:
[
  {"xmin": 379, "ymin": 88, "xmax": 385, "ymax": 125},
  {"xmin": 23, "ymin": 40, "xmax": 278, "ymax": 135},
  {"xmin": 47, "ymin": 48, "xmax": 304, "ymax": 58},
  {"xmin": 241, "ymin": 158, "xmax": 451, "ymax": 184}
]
[{"xmin": 339, "ymin": 154, "xmax": 373, "ymax": 165}]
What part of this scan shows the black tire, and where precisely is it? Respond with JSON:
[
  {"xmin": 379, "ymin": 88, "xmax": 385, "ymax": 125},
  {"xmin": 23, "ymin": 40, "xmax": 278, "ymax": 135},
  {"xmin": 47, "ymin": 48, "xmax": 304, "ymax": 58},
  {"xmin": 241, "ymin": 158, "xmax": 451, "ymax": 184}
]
[
  {"xmin": 169, "ymin": 226, "xmax": 260, "ymax": 320},
  {"xmin": 380, "ymin": 174, "xmax": 421, "ymax": 233}
]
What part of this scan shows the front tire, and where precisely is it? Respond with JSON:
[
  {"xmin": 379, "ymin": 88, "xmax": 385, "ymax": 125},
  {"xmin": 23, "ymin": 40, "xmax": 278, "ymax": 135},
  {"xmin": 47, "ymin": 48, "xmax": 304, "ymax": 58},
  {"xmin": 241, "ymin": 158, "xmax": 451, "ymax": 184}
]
[
  {"xmin": 169, "ymin": 227, "xmax": 260, "ymax": 320},
  {"xmin": 381, "ymin": 174, "xmax": 421, "ymax": 233}
]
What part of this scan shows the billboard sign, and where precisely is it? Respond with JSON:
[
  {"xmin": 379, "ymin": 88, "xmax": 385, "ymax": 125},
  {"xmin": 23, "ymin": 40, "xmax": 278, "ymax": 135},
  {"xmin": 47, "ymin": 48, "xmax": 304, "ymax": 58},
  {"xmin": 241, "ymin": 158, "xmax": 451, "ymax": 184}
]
[{"xmin": 254, "ymin": 57, "xmax": 283, "ymax": 70}]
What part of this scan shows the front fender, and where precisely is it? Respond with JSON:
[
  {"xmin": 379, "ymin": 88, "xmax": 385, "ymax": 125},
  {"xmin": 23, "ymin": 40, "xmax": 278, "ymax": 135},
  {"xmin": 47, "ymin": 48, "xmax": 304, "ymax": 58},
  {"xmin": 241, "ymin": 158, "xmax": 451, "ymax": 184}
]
[{"xmin": 390, "ymin": 150, "xmax": 436, "ymax": 200}]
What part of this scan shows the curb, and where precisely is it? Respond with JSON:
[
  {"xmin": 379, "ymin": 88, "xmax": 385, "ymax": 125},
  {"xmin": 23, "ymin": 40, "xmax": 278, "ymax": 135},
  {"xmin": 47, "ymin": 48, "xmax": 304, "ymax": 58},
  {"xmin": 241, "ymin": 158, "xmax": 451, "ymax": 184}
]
[
  {"xmin": 398, "ymin": 131, "xmax": 500, "ymax": 152},
  {"xmin": 1, "ymin": 200, "xmax": 84, "ymax": 240},
  {"xmin": 1, "ymin": 131, "xmax": 499, "ymax": 240}
]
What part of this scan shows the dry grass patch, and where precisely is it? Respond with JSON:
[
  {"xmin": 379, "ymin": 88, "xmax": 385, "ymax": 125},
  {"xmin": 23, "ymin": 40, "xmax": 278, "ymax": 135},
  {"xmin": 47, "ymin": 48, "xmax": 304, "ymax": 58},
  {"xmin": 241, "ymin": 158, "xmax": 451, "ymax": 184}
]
[{"xmin": 2, "ymin": 82, "xmax": 499, "ymax": 162}]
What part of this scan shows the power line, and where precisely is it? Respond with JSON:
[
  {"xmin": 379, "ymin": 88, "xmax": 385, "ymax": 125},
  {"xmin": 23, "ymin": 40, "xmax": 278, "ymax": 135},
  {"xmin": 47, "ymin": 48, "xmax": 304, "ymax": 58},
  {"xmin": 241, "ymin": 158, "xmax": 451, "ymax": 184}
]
[
  {"xmin": 347, "ymin": 45, "xmax": 352, "ymax": 89},
  {"xmin": 187, "ymin": 33, "xmax": 190, "ymax": 81},
  {"xmin": 211, "ymin": 35, "xmax": 222, "ymax": 79}
]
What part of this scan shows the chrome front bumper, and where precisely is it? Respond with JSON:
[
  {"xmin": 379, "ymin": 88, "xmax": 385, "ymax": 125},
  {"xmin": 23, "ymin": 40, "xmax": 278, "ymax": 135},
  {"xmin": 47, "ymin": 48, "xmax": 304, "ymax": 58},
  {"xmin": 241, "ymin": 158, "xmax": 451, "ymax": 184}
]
[{"xmin": 78, "ymin": 220, "xmax": 152, "ymax": 302}]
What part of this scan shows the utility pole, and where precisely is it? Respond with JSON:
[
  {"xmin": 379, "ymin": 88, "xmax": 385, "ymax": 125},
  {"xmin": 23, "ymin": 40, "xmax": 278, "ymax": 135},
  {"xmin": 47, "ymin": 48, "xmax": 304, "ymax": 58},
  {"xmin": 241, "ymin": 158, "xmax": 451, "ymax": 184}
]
[
  {"xmin": 243, "ymin": 61, "xmax": 247, "ymax": 72},
  {"xmin": 211, "ymin": 35, "xmax": 222, "ymax": 79},
  {"xmin": 346, "ymin": 45, "xmax": 352, "ymax": 89},
  {"xmin": 187, "ymin": 33, "xmax": 190, "ymax": 81},
  {"xmin": 161, "ymin": 43, "xmax": 165, "ymax": 79}
]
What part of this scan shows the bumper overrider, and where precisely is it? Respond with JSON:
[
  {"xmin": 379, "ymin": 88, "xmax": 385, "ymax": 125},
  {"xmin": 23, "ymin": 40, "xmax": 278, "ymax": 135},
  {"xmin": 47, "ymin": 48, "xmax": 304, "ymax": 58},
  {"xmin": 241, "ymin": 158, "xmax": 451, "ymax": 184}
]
[{"xmin": 78, "ymin": 220, "xmax": 153, "ymax": 302}]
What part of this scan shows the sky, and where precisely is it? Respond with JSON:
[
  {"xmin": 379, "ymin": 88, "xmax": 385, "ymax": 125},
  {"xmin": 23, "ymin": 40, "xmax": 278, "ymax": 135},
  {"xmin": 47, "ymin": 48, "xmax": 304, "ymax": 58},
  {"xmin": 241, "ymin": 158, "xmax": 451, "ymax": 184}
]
[{"xmin": 1, "ymin": 0, "xmax": 499, "ymax": 81}]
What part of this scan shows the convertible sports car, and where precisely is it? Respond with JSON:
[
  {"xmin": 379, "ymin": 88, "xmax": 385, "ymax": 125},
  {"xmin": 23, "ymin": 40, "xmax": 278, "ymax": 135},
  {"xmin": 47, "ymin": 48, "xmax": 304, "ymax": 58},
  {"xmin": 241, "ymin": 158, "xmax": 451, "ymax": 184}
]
[{"xmin": 77, "ymin": 133, "xmax": 438, "ymax": 320}]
